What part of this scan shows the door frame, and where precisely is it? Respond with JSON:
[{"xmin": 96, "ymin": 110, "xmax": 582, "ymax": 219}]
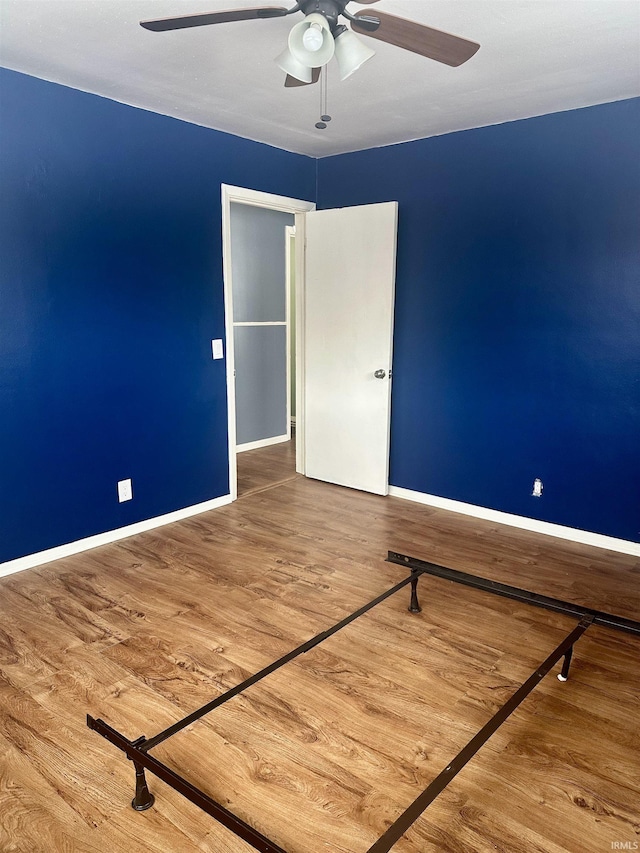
[
  {"xmin": 285, "ymin": 224, "xmax": 296, "ymax": 439},
  {"xmin": 221, "ymin": 184, "xmax": 315, "ymax": 501}
]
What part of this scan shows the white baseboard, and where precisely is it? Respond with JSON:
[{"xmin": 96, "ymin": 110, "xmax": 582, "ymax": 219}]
[
  {"xmin": 237, "ymin": 434, "xmax": 289, "ymax": 453},
  {"xmin": 5, "ymin": 484, "xmax": 635, "ymax": 580},
  {"xmin": 388, "ymin": 486, "xmax": 640, "ymax": 557},
  {"xmin": 0, "ymin": 494, "xmax": 233, "ymax": 579}
]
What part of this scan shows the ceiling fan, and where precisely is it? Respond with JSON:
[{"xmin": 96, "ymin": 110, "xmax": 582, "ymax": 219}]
[{"xmin": 140, "ymin": 1, "xmax": 480, "ymax": 87}]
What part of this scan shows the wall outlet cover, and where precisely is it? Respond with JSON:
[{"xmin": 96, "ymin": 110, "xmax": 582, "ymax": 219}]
[{"xmin": 118, "ymin": 478, "xmax": 133, "ymax": 502}]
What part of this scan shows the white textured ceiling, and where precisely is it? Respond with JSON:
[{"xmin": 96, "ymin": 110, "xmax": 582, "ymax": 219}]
[{"xmin": 1, "ymin": 0, "xmax": 639, "ymax": 156}]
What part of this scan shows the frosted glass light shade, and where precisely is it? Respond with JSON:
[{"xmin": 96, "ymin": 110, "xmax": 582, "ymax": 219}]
[
  {"xmin": 334, "ymin": 28, "xmax": 375, "ymax": 80},
  {"xmin": 289, "ymin": 13, "xmax": 335, "ymax": 68},
  {"xmin": 275, "ymin": 47, "xmax": 313, "ymax": 83}
]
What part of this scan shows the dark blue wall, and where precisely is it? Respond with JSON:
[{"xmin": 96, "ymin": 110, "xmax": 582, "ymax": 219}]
[
  {"xmin": 2, "ymin": 68, "xmax": 638, "ymax": 561},
  {"xmin": 318, "ymin": 99, "xmax": 640, "ymax": 543},
  {"xmin": 0, "ymin": 68, "xmax": 315, "ymax": 562}
]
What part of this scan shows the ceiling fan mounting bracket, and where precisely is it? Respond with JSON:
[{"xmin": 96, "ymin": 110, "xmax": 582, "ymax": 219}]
[{"xmin": 298, "ymin": 0, "xmax": 348, "ymax": 32}]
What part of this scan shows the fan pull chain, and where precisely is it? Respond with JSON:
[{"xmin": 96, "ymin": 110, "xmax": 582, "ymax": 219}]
[{"xmin": 315, "ymin": 67, "xmax": 332, "ymax": 130}]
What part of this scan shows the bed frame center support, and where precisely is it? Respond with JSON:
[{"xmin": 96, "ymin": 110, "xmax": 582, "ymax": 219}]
[
  {"xmin": 409, "ymin": 567, "xmax": 422, "ymax": 613},
  {"xmin": 557, "ymin": 644, "xmax": 574, "ymax": 681},
  {"xmin": 128, "ymin": 735, "xmax": 155, "ymax": 811},
  {"xmin": 131, "ymin": 760, "xmax": 155, "ymax": 811}
]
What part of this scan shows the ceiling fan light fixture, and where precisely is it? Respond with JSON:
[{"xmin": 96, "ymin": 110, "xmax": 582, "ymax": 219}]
[
  {"xmin": 334, "ymin": 27, "xmax": 375, "ymax": 80},
  {"xmin": 289, "ymin": 12, "xmax": 335, "ymax": 68},
  {"xmin": 275, "ymin": 46, "xmax": 313, "ymax": 83}
]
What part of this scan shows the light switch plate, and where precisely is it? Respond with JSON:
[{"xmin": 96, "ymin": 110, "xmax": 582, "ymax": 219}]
[{"xmin": 212, "ymin": 339, "xmax": 224, "ymax": 360}]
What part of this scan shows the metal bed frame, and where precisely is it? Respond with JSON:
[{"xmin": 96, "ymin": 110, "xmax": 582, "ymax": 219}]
[{"xmin": 88, "ymin": 551, "xmax": 640, "ymax": 853}]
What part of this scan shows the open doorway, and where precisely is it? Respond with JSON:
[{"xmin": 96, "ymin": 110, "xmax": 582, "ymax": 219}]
[
  {"xmin": 230, "ymin": 203, "xmax": 294, "ymax": 453},
  {"xmin": 221, "ymin": 185, "xmax": 315, "ymax": 500},
  {"xmin": 236, "ymin": 225, "xmax": 299, "ymax": 498}
]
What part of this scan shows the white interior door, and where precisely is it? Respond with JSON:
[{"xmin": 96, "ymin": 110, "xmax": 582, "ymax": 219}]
[{"xmin": 304, "ymin": 201, "xmax": 398, "ymax": 495}]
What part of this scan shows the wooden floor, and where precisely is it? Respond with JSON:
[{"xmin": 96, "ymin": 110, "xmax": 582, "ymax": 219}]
[
  {"xmin": 237, "ymin": 436, "xmax": 299, "ymax": 498},
  {"xmin": 1, "ymin": 441, "xmax": 638, "ymax": 853}
]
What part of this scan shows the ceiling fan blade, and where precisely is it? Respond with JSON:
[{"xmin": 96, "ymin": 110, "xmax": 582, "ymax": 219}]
[
  {"xmin": 285, "ymin": 68, "xmax": 321, "ymax": 87},
  {"xmin": 351, "ymin": 11, "xmax": 480, "ymax": 67},
  {"xmin": 140, "ymin": 6, "xmax": 289, "ymax": 32}
]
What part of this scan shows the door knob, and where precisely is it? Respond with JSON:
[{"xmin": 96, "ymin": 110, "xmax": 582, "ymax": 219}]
[{"xmin": 374, "ymin": 369, "xmax": 386, "ymax": 379}]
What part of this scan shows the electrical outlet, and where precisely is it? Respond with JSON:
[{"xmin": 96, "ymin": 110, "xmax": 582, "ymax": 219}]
[
  {"xmin": 118, "ymin": 478, "xmax": 133, "ymax": 502},
  {"xmin": 532, "ymin": 478, "xmax": 543, "ymax": 497}
]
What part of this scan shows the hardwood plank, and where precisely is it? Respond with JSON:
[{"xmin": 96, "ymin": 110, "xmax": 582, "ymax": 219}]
[{"xmin": 0, "ymin": 730, "xmax": 106, "ymax": 853}]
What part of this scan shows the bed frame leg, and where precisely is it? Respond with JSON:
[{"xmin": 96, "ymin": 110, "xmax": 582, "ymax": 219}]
[
  {"xmin": 131, "ymin": 761, "xmax": 155, "ymax": 811},
  {"xmin": 409, "ymin": 568, "xmax": 422, "ymax": 613},
  {"xmin": 557, "ymin": 645, "xmax": 573, "ymax": 682}
]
